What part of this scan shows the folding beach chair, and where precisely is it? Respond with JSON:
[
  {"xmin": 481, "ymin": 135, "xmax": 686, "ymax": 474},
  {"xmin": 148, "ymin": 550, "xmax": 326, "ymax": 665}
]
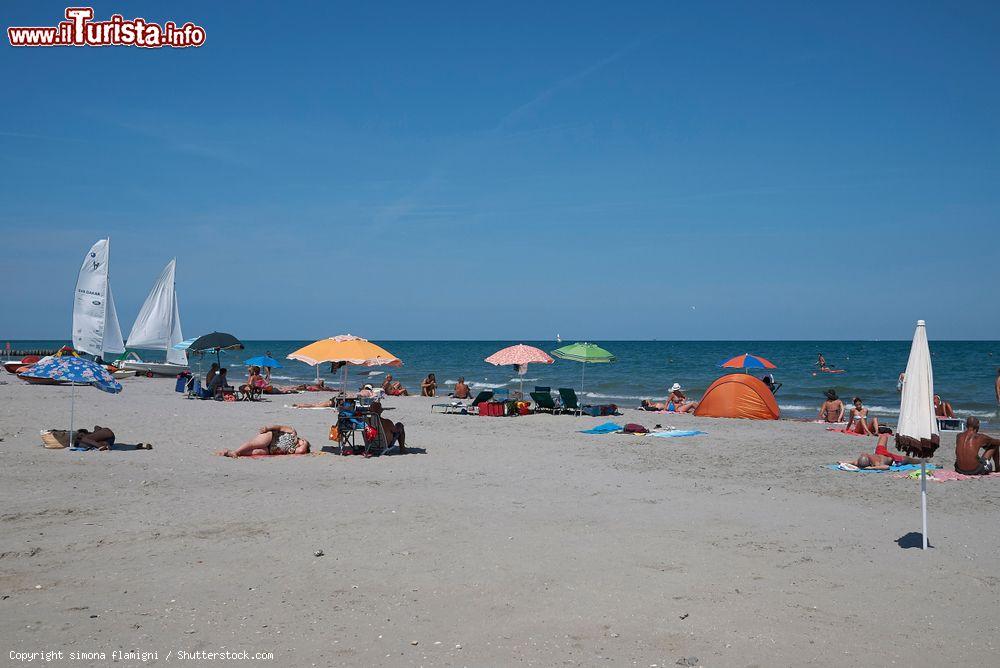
[
  {"xmin": 493, "ymin": 388, "xmax": 509, "ymax": 402},
  {"xmin": 558, "ymin": 388, "xmax": 582, "ymax": 416},
  {"xmin": 530, "ymin": 391, "xmax": 560, "ymax": 414}
]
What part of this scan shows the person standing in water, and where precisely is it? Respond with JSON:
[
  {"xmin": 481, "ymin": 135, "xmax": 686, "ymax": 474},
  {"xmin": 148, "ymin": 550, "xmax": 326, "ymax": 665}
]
[{"xmin": 816, "ymin": 353, "xmax": 828, "ymax": 371}]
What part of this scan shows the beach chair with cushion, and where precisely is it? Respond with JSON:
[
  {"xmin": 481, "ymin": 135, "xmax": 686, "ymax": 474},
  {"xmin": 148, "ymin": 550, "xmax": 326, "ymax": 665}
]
[
  {"xmin": 530, "ymin": 391, "xmax": 561, "ymax": 414},
  {"xmin": 558, "ymin": 388, "xmax": 582, "ymax": 416}
]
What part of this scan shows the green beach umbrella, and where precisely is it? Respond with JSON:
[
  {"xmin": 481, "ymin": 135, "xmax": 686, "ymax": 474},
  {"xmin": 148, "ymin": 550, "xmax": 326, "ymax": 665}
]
[{"xmin": 551, "ymin": 342, "xmax": 616, "ymax": 400}]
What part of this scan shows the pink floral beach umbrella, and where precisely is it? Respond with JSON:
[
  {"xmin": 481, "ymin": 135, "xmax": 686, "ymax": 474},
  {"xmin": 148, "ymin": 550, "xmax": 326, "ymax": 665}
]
[{"xmin": 484, "ymin": 344, "xmax": 554, "ymax": 397}]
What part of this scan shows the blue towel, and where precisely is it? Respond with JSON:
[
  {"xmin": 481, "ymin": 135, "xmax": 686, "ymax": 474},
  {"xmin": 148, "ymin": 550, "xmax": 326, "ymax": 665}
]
[
  {"xmin": 579, "ymin": 422, "xmax": 623, "ymax": 434},
  {"xmin": 825, "ymin": 463, "xmax": 939, "ymax": 473},
  {"xmin": 650, "ymin": 430, "xmax": 706, "ymax": 438}
]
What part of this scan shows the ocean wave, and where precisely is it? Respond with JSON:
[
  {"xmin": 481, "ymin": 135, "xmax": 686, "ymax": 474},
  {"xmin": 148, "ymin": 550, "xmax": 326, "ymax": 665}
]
[
  {"xmin": 444, "ymin": 379, "xmax": 510, "ymax": 389},
  {"xmin": 509, "ymin": 377, "xmax": 540, "ymax": 382},
  {"xmin": 583, "ymin": 392, "xmax": 648, "ymax": 401}
]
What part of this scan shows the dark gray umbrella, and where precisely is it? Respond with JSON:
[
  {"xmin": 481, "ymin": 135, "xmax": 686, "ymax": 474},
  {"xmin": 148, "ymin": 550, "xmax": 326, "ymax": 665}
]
[{"xmin": 188, "ymin": 332, "xmax": 244, "ymax": 366}]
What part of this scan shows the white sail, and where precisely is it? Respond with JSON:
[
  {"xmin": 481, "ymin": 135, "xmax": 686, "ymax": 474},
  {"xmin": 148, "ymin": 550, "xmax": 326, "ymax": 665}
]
[
  {"xmin": 73, "ymin": 239, "xmax": 124, "ymax": 358},
  {"xmin": 104, "ymin": 282, "xmax": 125, "ymax": 355},
  {"xmin": 167, "ymin": 290, "xmax": 185, "ymax": 365},
  {"xmin": 127, "ymin": 259, "xmax": 185, "ymax": 363}
]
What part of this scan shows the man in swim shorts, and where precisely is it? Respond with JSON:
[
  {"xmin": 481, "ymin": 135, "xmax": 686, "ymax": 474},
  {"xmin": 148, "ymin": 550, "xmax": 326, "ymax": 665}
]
[{"xmin": 954, "ymin": 416, "xmax": 1000, "ymax": 475}]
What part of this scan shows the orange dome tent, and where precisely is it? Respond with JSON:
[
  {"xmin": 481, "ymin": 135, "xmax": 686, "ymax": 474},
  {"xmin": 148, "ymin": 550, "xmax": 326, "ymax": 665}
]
[{"xmin": 694, "ymin": 373, "xmax": 780, "ymax": 420}]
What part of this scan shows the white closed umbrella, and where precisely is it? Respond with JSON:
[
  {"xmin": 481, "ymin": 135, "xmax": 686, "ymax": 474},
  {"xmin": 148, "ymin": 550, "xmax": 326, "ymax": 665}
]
[{"xmin": 895, "ymin": 320, "xmax": 940, "ymax": 550}]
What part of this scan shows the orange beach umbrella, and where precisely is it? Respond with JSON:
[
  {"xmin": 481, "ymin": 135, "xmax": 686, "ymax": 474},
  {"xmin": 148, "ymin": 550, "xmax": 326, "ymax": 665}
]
[{"xmin": 287, "ymin": 335, "xmax": 402, "ymax": 386}]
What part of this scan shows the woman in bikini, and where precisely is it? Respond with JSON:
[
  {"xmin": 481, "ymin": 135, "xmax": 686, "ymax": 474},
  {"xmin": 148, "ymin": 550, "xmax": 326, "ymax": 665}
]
[
  {"xmin": 845, "ymin": 397, "xmax": 879, "ymax": 435},
  {"xmin": 219, "ymin": 425, "xmax": 310, "ymax": 457},
  {"xmin": 818, "ymin": 389, "xmax": 845, "ymax": 423}
]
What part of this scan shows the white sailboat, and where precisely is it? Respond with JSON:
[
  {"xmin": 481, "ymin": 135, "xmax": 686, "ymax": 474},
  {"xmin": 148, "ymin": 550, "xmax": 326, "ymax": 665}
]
[
  {"xmin": 72, "ymin": 239, "xmax": 134, "ymax": 379},
  {"xmin": 118, "ymin": 259, "xmax": 189, "ymax": 376}
]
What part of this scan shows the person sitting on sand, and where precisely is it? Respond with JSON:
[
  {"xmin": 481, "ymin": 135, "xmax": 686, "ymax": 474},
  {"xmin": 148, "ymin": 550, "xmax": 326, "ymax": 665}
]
[
  {"xmin": 219, "ymin": 425, "xmax": 311, "ymax": 458},
  {"xmin": 206, "ymin": 362, "xmax": 220, "ymax": 388},
  {"xmin": 382, "ymin": 374, "xmax": 409, "ymax": 396},
  {"xmin": 667, "ymin": 383, "xmax": 698, "ymax": 413},
  {"xmin": 954, "ymin": 416, "xmax": 1000, "ymax": 475},
  {"xmin": 74, "ymin": 425, "xmax": 116, "ymax": 450},
  {"xmin": 934, "ymin": 394, "xmax": 955, "ymax": 418},
  {"xmin": 845, "ymin": 396, "xmax": 878, "ymax": 435},
  {"xmin": 452, "ymin": 377, "xmax": 472, "ymax": 399},
  {"xmin": 420, "ymin": 373, "xmax": 437, "ymax": 397},
  {"xmin": 818, "ymin": 390, "xmax": 845, "ymax": 423}
]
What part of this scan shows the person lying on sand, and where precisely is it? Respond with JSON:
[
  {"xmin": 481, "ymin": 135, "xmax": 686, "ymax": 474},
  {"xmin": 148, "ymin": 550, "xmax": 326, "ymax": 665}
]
[
  {"xmin": 421, "ymin": 373, "xmax": 437, "ymax": 397},
  {"xmin": 293, "ymin": 397, "xmax": 336, "ymax": 408},
  {"xmin": 819, "ymin": 390, "xmax": 845, "ymax": 423},
  {"xmin": 452, "ymin": 377, "xmax": 471, "ymax": 399},
  {"xmin": 845, "ymin": 397, "xmax": 878, "ymax": 435},
  {"xmin": 848, "ymin": 453, "xmax": 900, "ymax": 470},
  {"xmin": 218, "ymin": 425, "xmax": 310, "ymax": 458},
  {"xmin": 934, "ymin": 394, "xmax": 956, "ymax": 418},
  {"xmin": 74, "ymin": 425, "xmax": 116, "ymax": 450},
  {"xmin": 381, "ymin": 374, "xmax": 409, "ymax": 396},
  {"xmin": 954, "ymin": 416, "xmax": 1000, "ymax": 475}
]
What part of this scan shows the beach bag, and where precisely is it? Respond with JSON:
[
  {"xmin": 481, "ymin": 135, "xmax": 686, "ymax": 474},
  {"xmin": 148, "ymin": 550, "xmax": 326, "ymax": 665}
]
[
  {"xmin": 363, "ymin": 424, "xmax": 378, "ymax": 442},
  {"xmin": 328, "ymin": 425, "xmax": 339, "ymax": 441},
  {"xmin": 623, "ymin": 423, "xmax": 649, "ymax": 434}
]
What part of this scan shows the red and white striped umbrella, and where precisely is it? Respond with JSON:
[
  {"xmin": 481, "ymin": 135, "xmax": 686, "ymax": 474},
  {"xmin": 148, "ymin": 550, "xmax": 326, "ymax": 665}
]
[{"xmin": 484, "ymin": 344, "xmax": 554, "ymax": 366}]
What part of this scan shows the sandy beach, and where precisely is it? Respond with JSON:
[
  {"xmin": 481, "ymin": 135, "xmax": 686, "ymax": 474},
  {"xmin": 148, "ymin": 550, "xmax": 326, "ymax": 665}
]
[{"xmin": 1, "ymin": 377, "xmax": 998, "ymax": 667}]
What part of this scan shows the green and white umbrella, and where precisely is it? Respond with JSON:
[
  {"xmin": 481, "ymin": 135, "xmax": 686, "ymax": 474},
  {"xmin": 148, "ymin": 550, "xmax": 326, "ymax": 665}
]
[{"xmin": 551, "ymin": 342, "xmax": 616, "ymax": 400}]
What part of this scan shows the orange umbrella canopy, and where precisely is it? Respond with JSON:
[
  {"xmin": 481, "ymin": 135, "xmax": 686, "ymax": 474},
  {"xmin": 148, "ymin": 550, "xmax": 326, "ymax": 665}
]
[{"xmin": 287, "ymin": 335, "xmax": 402, "ymax": 367}]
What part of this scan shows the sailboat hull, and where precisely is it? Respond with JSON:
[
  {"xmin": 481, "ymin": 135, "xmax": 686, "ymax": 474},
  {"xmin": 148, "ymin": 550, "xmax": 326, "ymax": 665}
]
[{"xmin": 116, "ymin": 360, "xmax": 188, "ymax": 377}]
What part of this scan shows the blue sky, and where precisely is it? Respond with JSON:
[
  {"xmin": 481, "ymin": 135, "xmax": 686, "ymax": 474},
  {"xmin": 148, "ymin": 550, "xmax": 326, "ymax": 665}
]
[{"xmin": 2, "ymin": 1, "xmax": 998, "ymax": 340}]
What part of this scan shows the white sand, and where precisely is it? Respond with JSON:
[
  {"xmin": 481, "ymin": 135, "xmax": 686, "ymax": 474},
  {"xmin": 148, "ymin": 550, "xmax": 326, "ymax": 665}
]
[{"xmin": 1, "ymin": 377, "xmax": 998, "ymax": 666}]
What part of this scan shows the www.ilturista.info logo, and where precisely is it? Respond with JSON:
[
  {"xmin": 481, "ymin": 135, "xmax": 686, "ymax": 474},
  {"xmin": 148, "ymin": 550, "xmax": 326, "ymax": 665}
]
[{"xmin": 8, "ymin": 7, "xmax": 206, "ymax": 48}]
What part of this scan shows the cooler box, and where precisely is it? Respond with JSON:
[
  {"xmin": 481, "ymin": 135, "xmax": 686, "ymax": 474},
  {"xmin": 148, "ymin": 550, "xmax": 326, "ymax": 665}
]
[{"xmin": 478, "ymin": 401, "xmax": 506, "ymax": 417}]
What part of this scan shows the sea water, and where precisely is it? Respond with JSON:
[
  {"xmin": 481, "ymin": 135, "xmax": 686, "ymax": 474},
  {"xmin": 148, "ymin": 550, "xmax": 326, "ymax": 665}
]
[{"xmin": 5, "ymin": 340, "xmax": 998, "ymax": 420}]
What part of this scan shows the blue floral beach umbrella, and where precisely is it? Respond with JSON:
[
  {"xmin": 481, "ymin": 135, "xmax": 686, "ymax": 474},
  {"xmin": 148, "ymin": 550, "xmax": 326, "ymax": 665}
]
[
  {"xmin": 20, "ymin": 356, "xmax": 122, "ymax": 447},
  {"xmin": 244, "ymin": 355, "xmax": 282, "ymax": 369}
]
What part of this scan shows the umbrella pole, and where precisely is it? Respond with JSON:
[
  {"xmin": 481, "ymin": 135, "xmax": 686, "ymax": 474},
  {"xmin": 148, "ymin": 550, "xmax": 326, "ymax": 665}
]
[
  {"xmin": 581, "ymin": 363, "xmax": 585, "ymax": 400},
  {"xmin": 921, "ymin": 460, "xmax": 928, "ymax": 550},
  {"xmin": 342, "ymin": 366, "xmax": 348, "ymax": 393},
  {"xmin": 69, "ymin": 382, "xmax": 75, "ymax": 447}
]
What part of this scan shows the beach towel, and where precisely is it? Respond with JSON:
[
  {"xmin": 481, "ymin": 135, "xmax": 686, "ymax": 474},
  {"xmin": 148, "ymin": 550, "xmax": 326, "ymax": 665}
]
[
  {"xmin": 579, "ymin": 422, "xmax": 623, "ymax": 434},
  {"xmin": 901, "ymin": 469, "xmax": 1000, "ymax": 482},
  {"xmin": 650, "ymin": 430, "xmax": 706, "ymax": 438},
  {"xmin": 284, "ymin": 404, "xmax": 335, "ymax": 410},
  {"xmin": 827, "ymin": 463, "xmax": 938, "ymax": 473}
]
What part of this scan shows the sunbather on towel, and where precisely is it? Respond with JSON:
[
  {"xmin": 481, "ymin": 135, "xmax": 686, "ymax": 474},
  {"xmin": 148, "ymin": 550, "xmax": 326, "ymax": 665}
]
[
  {"xmin": 218, "ymin": 425, "xmax": 310, "ymax": 457},
  {"xmin": 818, "ymin": 389, "xmax": 845, "ymax": 423},
  {"xmin": 845, "ymin": 397, "xmax": 879, "ymax": 435},
  {"xmin": 848, "ymin": 453, "xmax": 898, "ymax": 470},
  {"xmin": 292, "ymin": 397, "xmax": 336, "ymax": 408},
  {"xmin": 74, "ymin": 425, "xmax": 116, "ymax": 450},
  {"xmin": 954, "ymin": 416, "xmax": 1000, "ymax": 475}
]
